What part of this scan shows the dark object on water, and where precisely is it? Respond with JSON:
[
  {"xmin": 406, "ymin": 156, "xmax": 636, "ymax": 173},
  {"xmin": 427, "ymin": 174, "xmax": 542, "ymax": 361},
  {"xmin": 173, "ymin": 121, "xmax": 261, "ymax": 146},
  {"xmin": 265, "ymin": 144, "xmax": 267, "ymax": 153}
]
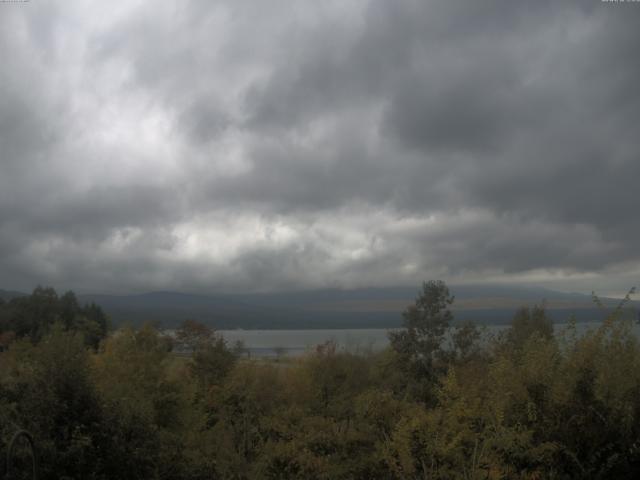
[{"xmin": 4, "ymin": 430, "xmax": 37, "ymax": 480}]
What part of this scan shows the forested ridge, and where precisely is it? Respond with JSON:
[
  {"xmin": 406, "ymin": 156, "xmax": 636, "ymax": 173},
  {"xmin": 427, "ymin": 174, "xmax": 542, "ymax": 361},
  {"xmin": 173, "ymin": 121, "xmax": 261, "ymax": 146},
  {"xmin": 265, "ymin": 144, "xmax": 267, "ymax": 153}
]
[{"xmin": 1, "ymin": 282, "xmax": 640, "ymax": 479}]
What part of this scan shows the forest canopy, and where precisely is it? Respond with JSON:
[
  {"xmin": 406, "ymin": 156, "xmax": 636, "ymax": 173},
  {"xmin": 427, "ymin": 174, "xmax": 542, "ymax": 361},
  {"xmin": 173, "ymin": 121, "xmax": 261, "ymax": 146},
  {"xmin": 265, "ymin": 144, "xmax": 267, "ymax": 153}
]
[{"xmin": 1, "ymin": 282, "xmax": 639, "ymax": 479}]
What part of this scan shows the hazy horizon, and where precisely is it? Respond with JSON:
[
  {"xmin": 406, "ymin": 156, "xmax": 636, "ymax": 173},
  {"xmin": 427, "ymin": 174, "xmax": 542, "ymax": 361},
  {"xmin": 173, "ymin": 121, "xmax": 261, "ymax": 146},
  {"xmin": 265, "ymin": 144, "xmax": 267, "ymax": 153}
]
[{"xmin": 1, "ymin": 282, "xmax": 632, "ymax": 300}]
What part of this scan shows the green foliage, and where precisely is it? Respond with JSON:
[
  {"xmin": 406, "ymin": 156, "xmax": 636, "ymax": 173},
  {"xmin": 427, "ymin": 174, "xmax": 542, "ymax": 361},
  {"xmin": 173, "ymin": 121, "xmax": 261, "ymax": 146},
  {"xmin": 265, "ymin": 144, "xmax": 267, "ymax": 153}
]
[
  {"xmin": 175, "ymin": 319, "xmax": 215, "ymax": 351},
  {"xmin": 176, "ymin": 319, "xmax": 238, "ymax": 391},
  {"xmin": 92, "ymin": 324, "xmax": 199, "ymax": 479},
  {"xmin": 0, "ymin": 326, "xmax": 107, "ymax": 479},
  {"xmin": 451, "ymin": 320, "xmax": 483, "ymax": 362},
  {"xmin": 388, "ymin": 280, "xmax": 455, "ymax": 403},
  {"xmin": 389, "ymin": 280, "xmax": 455, "ymax": 361},
  {"xmin": 506, "ymin": 305, "xmax": 554, "ymax": 350},
  {"xmin": 2, "ymin": 281, "xmax": 640, "ymax": 479},
  {"xmin": 0, "ymin": 287, "xmax": 109, "ymax": 348},
  {"xmin": 190, "ymin": 336, "xmax": 238, "ymax": 390}
]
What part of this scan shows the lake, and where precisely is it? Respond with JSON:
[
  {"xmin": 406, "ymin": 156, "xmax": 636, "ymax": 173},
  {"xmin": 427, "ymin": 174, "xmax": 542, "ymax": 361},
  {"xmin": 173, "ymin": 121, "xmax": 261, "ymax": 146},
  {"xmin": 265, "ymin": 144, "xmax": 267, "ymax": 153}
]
[{"xmin": 218, "ymin": 321, "xmax": 640, "ymax": 357}]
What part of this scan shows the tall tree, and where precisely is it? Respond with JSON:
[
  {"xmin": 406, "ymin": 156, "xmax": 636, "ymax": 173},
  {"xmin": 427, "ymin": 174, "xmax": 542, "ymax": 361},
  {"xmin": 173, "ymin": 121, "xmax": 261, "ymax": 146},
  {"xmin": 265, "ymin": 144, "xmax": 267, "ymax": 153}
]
[{"xmin": 388, "ymin": 280, "xmax": 454, "ymax": 400}]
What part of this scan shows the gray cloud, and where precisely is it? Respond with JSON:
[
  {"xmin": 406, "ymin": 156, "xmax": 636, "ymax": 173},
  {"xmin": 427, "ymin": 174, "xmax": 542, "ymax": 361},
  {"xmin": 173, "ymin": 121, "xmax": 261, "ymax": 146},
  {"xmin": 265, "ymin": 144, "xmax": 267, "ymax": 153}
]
[{"xmin": 0, "ymin": 0, "xmax": 639, "ymax": 295}]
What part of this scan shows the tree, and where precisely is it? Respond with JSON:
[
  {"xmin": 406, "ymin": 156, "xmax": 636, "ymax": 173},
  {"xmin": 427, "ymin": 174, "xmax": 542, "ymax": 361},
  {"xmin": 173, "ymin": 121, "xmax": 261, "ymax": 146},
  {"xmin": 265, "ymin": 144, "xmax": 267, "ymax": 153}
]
[
  {"xmin": 506, "ymin": 305, "xmax": 553, "ymax": 350},
  {"xmin": 78, "ymin": 302, "xmax": 109, "ymax": 349},
  {"xmin": 92, "ymin": 324, "xmax": 189, "ymax": 478},
  {"xmin": 175, "ymin": 319, "xmax": 214, "ymax": 352},
  {"xmin": 0, "ymin": 288, "xmax": 109, "ymax": 349},
  {"xmin": 451, "ymin": 320, "xmax": 482, "ymax": 362},
  {"xmin": 190, "ymin": 336, "xmax": 237, "ymax": 389},
  {"xmin": 8, "ymin": 286, "xmax": 60, "ymax": 341},
  {"xmin": 389, "ymin": 281, "xmax": 454, "ymax": 360},
  {"xmin": 388, "ymin": 280, "xmax": 455, "ymax": 401},
  {"xmin": 0, "ymin": 325, "xmax": 107, "ymax": 479},
  {"xmin": 174, "ymin": 319, "xmax": 238, "ymax": 391}
]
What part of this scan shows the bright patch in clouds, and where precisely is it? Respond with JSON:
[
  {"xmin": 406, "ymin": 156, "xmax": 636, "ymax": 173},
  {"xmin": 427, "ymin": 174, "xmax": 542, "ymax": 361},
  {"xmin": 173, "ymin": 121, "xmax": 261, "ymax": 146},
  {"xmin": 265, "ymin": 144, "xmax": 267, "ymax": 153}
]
[{"xmin": 0, "ymin": 0, "xmax": 639, "ymax": 294}]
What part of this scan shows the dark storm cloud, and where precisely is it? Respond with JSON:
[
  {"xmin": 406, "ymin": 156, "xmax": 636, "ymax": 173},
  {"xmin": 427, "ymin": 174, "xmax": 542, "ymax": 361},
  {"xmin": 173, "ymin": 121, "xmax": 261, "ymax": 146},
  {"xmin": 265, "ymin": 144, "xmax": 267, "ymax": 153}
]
[
  {"xmin": 16, "ymin": 185, "xmax": 183, "ymax": 239},
  {"xmin": 1, "ymin": 0, "xmax": 639, "ymax": 293}
]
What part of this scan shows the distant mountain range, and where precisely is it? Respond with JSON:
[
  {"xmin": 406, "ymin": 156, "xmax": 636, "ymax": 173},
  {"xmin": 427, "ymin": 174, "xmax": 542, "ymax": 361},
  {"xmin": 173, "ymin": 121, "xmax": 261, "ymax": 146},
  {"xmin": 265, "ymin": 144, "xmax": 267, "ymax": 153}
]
[
  {"xmin": 0, "ymin": 289, "xmax": 26, "ymax": 301},
  {"xmin": 4, "ymin": 285, "xmax": 635, "ymax": 329}
]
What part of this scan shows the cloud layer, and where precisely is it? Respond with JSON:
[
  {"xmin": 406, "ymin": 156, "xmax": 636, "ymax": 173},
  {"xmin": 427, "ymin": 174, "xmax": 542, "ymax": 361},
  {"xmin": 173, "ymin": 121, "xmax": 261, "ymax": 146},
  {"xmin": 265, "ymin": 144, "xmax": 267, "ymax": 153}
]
[{"xmin": 1, "ymin": 0, "xmax": 639, "ymax": 295}]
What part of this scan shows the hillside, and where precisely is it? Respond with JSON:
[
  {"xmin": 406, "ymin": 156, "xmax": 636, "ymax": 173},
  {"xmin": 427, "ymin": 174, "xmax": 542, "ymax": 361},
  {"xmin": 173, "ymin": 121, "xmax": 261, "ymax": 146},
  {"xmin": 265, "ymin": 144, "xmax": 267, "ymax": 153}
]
[
  {"xmin": 2, "ymin": 285, "xmax": 632, "ymax": 329},
  {"xmin": 76, "ymin": 285, "xmax": 633, "ymax": 329},
  {"xmin": 0, "ymin": 289, "xmax": 26, "ymax": 301}
]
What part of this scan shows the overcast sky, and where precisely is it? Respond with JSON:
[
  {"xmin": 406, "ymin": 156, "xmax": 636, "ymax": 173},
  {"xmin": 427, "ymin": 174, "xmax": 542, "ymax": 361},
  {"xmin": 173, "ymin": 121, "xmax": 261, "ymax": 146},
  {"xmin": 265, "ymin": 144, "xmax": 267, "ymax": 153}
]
[{"xmin": 1, "ymin": 0, "xmax": 639, "ymax": 296}]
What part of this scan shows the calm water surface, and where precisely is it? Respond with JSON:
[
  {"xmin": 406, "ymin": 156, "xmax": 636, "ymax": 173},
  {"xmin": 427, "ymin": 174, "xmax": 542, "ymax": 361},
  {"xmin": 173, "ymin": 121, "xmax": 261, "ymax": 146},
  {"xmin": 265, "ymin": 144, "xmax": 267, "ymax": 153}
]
[{"xmin": 219, "ymin": 321, "xmax": 640, "ymax": 357}]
